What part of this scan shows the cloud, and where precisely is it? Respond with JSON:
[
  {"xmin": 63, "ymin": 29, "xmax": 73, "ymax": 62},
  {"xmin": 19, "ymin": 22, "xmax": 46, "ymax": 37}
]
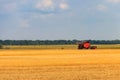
[
  {"xmin": 0, "ymin": 0, "xmax": 69, "ymax": 15},
  {"xmin": 107, "ymin": 0, "xmax": 120, "ymax": 3},
  {"xmin": 35, "ymin": 0, "xmax": 69, "ymax": 13},
  {"xmin": 35, "ymin": 0, "xmax": 54, "ymax": 10},
  {"xmin": 59, "ymin": 2, "xmax": 68, "ymax": 10},
  {"xmin": 97, "ymin": 5, "xmax": 108, "ymax": 11}
]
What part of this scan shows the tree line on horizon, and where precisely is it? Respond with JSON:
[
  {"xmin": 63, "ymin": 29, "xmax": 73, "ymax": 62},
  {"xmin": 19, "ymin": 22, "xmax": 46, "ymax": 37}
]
[{"xmin": 0, "ymin": 40, "xmax": 120, "ymax": 46}]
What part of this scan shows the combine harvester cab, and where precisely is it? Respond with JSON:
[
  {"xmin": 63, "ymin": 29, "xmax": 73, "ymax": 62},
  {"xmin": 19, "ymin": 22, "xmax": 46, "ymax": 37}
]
[{"xmin": 78, "ymin": 41, "xmax": 97, "ymax": 49}]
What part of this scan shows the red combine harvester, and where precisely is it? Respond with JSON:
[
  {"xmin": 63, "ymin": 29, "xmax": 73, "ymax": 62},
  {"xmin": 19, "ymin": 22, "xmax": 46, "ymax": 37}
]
[{"xmin": 78, "ymin": 41, "xmax": 97, "ymax": 49}]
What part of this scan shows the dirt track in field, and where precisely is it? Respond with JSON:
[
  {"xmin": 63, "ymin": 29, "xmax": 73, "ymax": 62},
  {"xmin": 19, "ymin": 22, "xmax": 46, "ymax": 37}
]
[{"xmin": 0, "ymin": 49, "xmax": 120, "ymax": 80}]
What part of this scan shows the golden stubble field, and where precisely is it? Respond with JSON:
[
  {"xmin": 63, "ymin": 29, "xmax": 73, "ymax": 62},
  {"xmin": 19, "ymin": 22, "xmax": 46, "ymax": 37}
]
[{"xmin": 0, "ymin": 49, "xmax": 120, "ymax": 80}]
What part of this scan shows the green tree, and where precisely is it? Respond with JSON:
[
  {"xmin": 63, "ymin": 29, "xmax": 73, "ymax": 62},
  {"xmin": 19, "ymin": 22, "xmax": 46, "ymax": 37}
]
[{"xmin": 0, "ymin": 43, "xmax": 3, "ymax": 49}]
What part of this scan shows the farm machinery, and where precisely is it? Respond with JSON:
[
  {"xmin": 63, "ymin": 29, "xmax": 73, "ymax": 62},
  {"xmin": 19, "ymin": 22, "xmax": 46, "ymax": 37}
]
[{"xmin": 78, "ymin": 41, "xmax": 97, "ymax": 49}]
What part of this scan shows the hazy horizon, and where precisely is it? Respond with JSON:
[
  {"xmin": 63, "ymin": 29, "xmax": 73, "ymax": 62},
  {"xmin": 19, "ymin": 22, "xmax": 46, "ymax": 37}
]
[{"xmin": 0, "ymin": 0, "xmax": 120, "ymax": 40}]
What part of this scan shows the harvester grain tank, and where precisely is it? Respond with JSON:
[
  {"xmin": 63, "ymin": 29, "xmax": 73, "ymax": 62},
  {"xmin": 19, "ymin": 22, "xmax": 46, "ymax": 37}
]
[{"xmin": 78, "ymin": 41, "xmax": 97, "ymax": 49}]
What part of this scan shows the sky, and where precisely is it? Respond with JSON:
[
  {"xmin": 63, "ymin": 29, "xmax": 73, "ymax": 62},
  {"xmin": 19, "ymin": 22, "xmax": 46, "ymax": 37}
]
[{"xmin": 0, "ymin": 0, "xmax": 120, "ymax": 40}]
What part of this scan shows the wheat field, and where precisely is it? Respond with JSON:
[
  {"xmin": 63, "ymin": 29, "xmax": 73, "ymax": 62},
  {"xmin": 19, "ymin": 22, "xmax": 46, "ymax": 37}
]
[
  {"xmin": 0, "ymin": 49, "xmax": 120, "ymax": 80},
  {"xmin": 3, "ymin": 44, "xmax": 120, "ymax": 49}
]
